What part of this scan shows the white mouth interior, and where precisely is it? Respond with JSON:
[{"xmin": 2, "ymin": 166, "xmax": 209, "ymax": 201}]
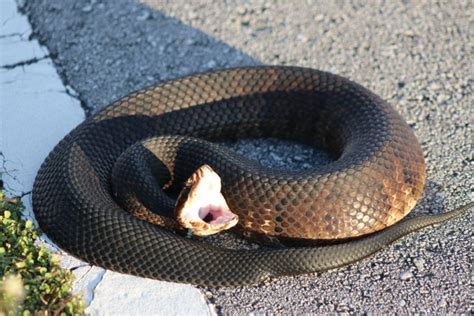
[
  {"xmin": 198, "ymin": 202, "xmax": 236, "ymax": 225},
  {"xmin": 175, "ymin": 165, "xmax": 238, "ymax": 236}
]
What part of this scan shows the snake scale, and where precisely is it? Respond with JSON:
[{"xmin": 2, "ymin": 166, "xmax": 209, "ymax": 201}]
[{"xmin": 32, "ymin": 66, "xmax": 471, "ymax": 286}]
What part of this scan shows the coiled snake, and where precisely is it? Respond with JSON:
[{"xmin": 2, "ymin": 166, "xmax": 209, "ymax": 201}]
[{"xmin": 32, "ymin": 66, "xmax": 471, "ymax": 286}]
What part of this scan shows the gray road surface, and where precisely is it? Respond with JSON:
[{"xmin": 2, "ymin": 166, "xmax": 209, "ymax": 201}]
[{"xmin": 23, "ymin": 0, "xmax": 472, "ymax": 314}]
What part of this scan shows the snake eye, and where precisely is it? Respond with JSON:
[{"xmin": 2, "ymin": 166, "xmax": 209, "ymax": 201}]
[{"xmin": 175, "ymin": 165, "xmax": 239, "ymax": 236}]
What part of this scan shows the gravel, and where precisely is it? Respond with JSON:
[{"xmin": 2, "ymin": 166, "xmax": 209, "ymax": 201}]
[{"xmin": 23, "ymin": 0, "xmax": 472, "ymax": 314}]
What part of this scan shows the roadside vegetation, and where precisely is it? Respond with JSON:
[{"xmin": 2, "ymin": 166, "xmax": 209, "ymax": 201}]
[{"xmin": 0, "ymin": 191, "xmax": 85, "ymax": 315}]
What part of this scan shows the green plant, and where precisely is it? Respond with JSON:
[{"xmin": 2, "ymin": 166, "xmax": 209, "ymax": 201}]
[{"xmin": 0, "ymin": 191, "xmax": 85, "ymax": 315}]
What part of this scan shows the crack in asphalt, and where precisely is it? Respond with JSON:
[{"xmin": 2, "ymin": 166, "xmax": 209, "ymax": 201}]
[
  {"xmin": 0, "ymin": 55, "xmax": 50, "ymax": 69},
  {"xmin": 58, "ymin": 74, "xmax": 92, "ymax": 116},
  {"xmin": 0, "ymin": 152, "xmax": 20, "ymax": 193},
  {"xmin": 70, "ymin": 264, "xmax": 106, "ymax": 307},
  {"xmin": 16, "ymin": 7, "xmax": 94, "ymax": 117},
  {"xmin": 0, "ymin": 32, "xmax": 25, "ymax": 39},
  {"xmin": 87, "ymin": 270, "xmax": 106, "ymax": 307}
]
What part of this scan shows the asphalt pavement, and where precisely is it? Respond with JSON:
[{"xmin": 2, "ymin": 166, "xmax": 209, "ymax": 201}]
[{"xmin": 22, "ymin": 0, "xmax": 472, "ymax": 314}]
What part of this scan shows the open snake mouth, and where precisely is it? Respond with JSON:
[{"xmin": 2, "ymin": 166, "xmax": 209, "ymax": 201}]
[{"xmin": 175, "ymin": 165, "xmax": 238, "ymax": 236}]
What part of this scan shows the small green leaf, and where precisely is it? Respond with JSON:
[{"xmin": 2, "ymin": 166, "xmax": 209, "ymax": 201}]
[{"xmin": 15, "ymin": 261, "xmax": 26, "ymax": 268}]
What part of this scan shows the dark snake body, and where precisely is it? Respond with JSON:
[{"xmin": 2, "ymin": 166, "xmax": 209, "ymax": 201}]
[{"xmin": 32, "ymin": 66, "xmax": 469, "ymax": 286}]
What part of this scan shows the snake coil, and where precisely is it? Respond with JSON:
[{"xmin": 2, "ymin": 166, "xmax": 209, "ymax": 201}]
[{"xmin": 33, "ymin": 66, "xmax": 470, "ymax": 286}]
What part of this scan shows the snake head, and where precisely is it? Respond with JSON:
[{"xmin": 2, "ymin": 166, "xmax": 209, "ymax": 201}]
[{"xmin": 175, "ymin": 164, "xmax": 239, "ymax": 236}]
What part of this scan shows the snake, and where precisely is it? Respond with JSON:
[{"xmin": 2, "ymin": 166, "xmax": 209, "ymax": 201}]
[{"xmin": 32, "ymin": 66, "xmax": 471, "ymax": 287}]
